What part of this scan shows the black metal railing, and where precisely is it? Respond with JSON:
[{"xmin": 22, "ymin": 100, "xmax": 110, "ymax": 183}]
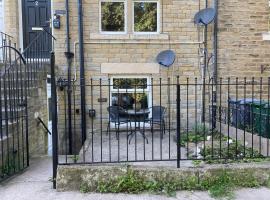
[
  {"xmin": 0, "ymin": 30, "xmax": 55, "ymax": 181},
  {"xmin": 53, "ymin": 77, "xmax": 270, "ymax": 169}
]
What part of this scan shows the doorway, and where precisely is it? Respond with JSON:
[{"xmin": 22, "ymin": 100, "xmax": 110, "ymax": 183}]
[{"xmin": 22, "ymin": 0, "xmax": 52, "ymax": 57}]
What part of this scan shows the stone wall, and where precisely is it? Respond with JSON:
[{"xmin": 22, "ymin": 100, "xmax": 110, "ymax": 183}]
[
  {"xmin": 3, "ymin": 0, "xmax": 21, "ymax": 45},
  {"xmin": 217, "ymin": 0, "xmax": 270, "ymax": 78}
]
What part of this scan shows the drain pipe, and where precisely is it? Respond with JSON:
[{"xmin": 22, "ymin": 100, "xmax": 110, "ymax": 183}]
[
  {"xmin": 212, "ymin": 0, "xmax": 218, "ymax": 129},
  {"xmin": 202, "ymin": 0, "xmax": 208, "ymax": 123},
  {"xmin": 213, "ymin": 0, "xmax": 218, "ymax": 85},
  {"xmin": 65, "ymin": 0, "xmax": 74, "ymax": 154},
  {"xmin": 78, "ymin": 0, "xmax": 86, "ymax": 143}
]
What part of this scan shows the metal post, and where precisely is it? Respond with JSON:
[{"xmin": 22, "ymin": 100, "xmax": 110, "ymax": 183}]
[
  {"xmin": 78, "ymin": 0, "xmax": 86, "ymax": 144},
  {"xmin": 176, "ymin": 76, "xmax": 181, "ymax": 168},
  {"xmin": 51, "ymin": 52, "xmax": 58, "ymax": 189}
]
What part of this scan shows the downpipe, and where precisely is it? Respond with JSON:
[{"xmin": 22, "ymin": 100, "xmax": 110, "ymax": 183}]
[
  {"xmin": 65, "ymin": 0, "xmax": 74, "ymax": 155},
  {"xmin": 78, "ymin": 0, "xmax": 87, "ymax": 143}
]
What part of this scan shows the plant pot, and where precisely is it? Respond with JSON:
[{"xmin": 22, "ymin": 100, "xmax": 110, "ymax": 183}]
[{"xmin": 133, "ymin": 103, "xmax": 141, "ymax": 111}]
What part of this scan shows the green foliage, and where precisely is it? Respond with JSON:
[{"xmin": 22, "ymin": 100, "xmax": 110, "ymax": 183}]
[
  {"xmin": 101, "ymin": 2, "xmax": 125, "ymax": 32},
  {"xmin": 80, "ymin": 183, "xmax": 90, "ymax": 193},
  {"xmin": 79, "ymin": 168, "xmax": 270, "ymax": 200},
  {"xmin": 134, "ymin": 2, "xmax": 157, "ymax": 32},
  {"xmin": 180, "ymin": 124, "xmax": 210, "ymax": 146},
  {"xmin": 97, "ymin": 171, "xmax": 179, "ymax": 196},
  {"xmin": 180, "ymin": 133, "xmax": 205, "ymax": 146},
  {"xmin": 192, "ymin": 124, "xmax": 210, "ymax": 135},
  {"xmin": 1, "ymin": 155, "xmax": 18, "ymax": 179},
  {"xmin": 201, "ymin": 142, "xmax": 264, "ymax": 164},
  {"xmin": 192, "ymin": 160, "xmax": 202, "ymax": 167},
  {"xmin": 72, "ymin": 155, "xmax": 80, "ymax": 163}
]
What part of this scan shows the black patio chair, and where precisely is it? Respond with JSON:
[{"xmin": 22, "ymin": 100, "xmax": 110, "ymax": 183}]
[
  {"xmin": 148, "ymin": 106, "xmax": 166, "ymax": 139},
  {"xmin": 107, "ymin": 106, "xmax": 131, "ymax": 140}
]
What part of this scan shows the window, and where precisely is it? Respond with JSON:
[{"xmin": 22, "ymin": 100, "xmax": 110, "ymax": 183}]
[
  {"xmin": 133, "ymin": 1, "xmax": 159, "ymax": 33},
  {"xmin": 111, "ymin": 77, "xmax": 151, "ymax": 110},
  {"xmin": 100, "ymin": 1, "xmax": 126, "ymax": 33}
]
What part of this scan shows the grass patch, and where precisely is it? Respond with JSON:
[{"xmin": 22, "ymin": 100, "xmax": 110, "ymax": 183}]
[{"xmin": 78, "ymin": 167, "xmax": 270, "ymax": 200}]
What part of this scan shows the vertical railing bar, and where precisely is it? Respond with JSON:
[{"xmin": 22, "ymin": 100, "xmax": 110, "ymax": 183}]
[
  {"xmin": 100, "ymin": 78, "xmax": 103, "ymax": 162},
  {"xmin": 211, "ymin": 78, "xmax": 214, "ymax": 159},
  {"xmin": 159, "ymin": 78, "xmax": 162, "ymax": 160},
  {"xmin": 259, "ymin": 77, "xmax": 262, "ymax": 155},
  {"xmin": 186, "ymin": 78, "xmax": 189, "ymax": 159},
  {"xmin": 195, "ymin": 78, "xmax": 198, "ymax": 159},
  {"xmin": 176, "ymin": 76, "xmax": 180, "ymax": 168},
  {"xmin": 134, "ymin": 82, "xmax": 137, "ymax": 161},
  {"xmin": 235, "ymin": 77, "xmax": 238, "ymax": 159},
  {"xmin": 72, "ymin": 83, "xmax": 76, "ymax": 162},
  {"xmin": 168, "ymin": 77, "xmax": 171, "ymax": 160},
  {"xmin": 91, "ymin": 79, "xmax": 94, "ymax": 163},
  {"xmin": 64, "ymin": 89, "xmax": 67, "ymax": 163},
  {"xmin": 243, "ymin": 78, "xmax": 246, "ymax": 157},
  {"xmin": 203, "ymin": 78, "xmax": 206, "ymax": 160},
  {"xmin": 15, "ymin": 44, "xmax": 21, "ymax": 172},
  {"xmin": 251, "ymin": 77, "xmax": 254, "ymax": 157},
  {"xmin": 0, "ymin": 71, "xmax": 3, "ymax": 175},
  {"xmin": 227, "ymin": 77, "xmax": 230, "ymax": 160},
  {"xmin": 125, "ymin": 79, "xmax": 129, "ymax": 162},
  {"xmin": 143, "ymin": 81, "xmax": 146, "ymax": 161},
  {"xmin": 151, "ymin": 78, "xmax": 154, "ymax": 160},
  {"xmin": 6, "ymin": 45, "xmax": 11, "ymax": 174},
  {"xmin": 51, "ymin": 52, "xmax": 58, "ymax": 189},
  {"xmin": 9, "ymin": 43, "xmax": 16, "ymax": 173},
  {"xmin": 108, "ymin": 79, "xmax": 112, "ymax": 162},
  {"xmin": 117, "ymin": 80, "xmax": 120, "ymax": 162},
  {"xmin": 267, "ymin": 77, "xmax": 270, "ymax": 157},
  {"xmin": 219, "ymin": 78, "xmax": 222, "ymax": 158}
]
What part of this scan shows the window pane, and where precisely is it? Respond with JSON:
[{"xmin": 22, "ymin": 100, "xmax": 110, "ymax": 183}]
[
  {"xmin": 134, "ymin": 2, "xmax": 157, "ymax": 32},
  {"xmin": 101, "ymin": 2, "xmax": 125, "ymax": 32},
  {"xmin": 113, "ymin": 78, "xmax": 148, "ymax": 89},
  {"xmin": 112, "ymin": 93, "xmax": 148, "ymax": 109}
]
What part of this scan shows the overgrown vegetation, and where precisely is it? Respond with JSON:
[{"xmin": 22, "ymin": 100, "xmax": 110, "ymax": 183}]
[
  {"xmin": 0, "ymin": 155, "xmax": 19, "ymax": 179},
  {"xmin": 200, "ymin": 142, "xmax": 265, "ymax": 164},
  {"xmin": 180, "ymin": 124, "xmax": 210, "ymax": 146},
  {"xmin": 79, "ymin": 168, "xmax": 270, "ymax": 200}
]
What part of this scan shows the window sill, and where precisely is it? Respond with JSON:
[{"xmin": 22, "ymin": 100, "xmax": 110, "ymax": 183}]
[
  {"xmin": 90, "ymin": 33, "xmax": 169, "ymax": 40},
  {"xmin": 262, "ymin": 32, "xmax": 270, "ymax": 41}
]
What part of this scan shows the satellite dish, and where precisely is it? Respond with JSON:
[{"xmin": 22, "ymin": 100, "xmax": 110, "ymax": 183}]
[
  {"xmin": 194, "ymin": 8, "xmax": 216, "ymax": 25},
  {"xmin": 156, "ymin": 50, "xmax": 176, "ymax": 67}
]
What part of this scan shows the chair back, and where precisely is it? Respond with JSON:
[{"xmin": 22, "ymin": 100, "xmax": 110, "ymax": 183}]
[
  {"xmin": 151, "ymin": 106, "xmax": 166, "ymax": 121},
  {"xmin": 107, "ymin": 106, "xmax": 127, "ymax": 122}
]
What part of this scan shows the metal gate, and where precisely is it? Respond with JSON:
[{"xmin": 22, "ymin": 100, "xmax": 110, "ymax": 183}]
[{"xmin": 0, "ymin": 30, "xmax": 55, "ymax": 181}]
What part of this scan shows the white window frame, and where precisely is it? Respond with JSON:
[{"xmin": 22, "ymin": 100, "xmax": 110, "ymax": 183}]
[
  {"xmin": 132, "ymin": 0, "xmax": 160, "ymax": 34},
  {"xmin": 99, "ymin": 0, "xmax": 127, "ymax": 34},
  {"xmin": 110, "ymin": 76, "xmax": 153, "ymax": 127},
  {"xmin": 110, "ymin": 76, "xmax": 152, "ymax": 110}
]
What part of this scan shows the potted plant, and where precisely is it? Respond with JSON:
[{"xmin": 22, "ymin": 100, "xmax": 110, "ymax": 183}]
[{"xmin": 132, "ymin": 93, "xmax": 144, "ymax": 111}]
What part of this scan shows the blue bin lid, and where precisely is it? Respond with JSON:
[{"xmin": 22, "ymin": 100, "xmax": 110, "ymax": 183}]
[
  {"xmin": 239, "ymin": 98, "xmax": 261, "ymax": 105},
  {"xmin": 228, "ymin": 99, "xmax": 241, "ymax": 104}
]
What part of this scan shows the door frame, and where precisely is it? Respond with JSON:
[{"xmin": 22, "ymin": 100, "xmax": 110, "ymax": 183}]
[
  {"xmin": 21, "ymin": 0, "xmax": 52, "ymax": 50},
  {"xmin": 47, "ymin": 74, "xmax": 52, "ymax": 156}
]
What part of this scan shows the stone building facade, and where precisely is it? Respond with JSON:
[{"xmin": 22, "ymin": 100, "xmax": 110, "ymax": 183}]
[{"xmin": 2, "ymin": 0, "xmax": 270, "ymax": 153}]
